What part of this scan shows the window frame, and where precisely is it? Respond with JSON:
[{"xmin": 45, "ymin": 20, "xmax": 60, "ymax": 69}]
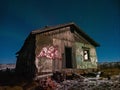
[{"xmin": 82, "ymin": 47, "xmax": 90, "ymax": 61}]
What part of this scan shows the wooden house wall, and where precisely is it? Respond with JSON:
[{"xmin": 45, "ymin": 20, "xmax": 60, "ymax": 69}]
[
  {"xmin": 16, "ymin": 34, "xmax": 36, "ymax": 78},
  {"xmin": 35, "ymin": 33, "xmax": 53, "ymax": 74},
  {"xmin": 35, "ymin": 26, "xmax": 98, "ymax": 75},
  {"xmin": 72, "ymin": 30, "xmax": 98, "ymax": 69},
  {"xmin": 73, "ymin": 30, "xmax": 90, "ymax": 44},
  {"xmin": 75, "ymin": 42, "xmax": 97, "ymax": 69},
  {"xmin": 52, "ymin": 27, "xmax": 76, "ymax": 70},
  {"xmin": 35, "ymin": 27, "xmax": 77, "ymax": 74}
]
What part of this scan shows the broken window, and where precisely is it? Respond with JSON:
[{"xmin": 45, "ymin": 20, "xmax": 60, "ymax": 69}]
[{"xmin": 83, "ymin": 48, "xmax": 90, "ymax": 61}]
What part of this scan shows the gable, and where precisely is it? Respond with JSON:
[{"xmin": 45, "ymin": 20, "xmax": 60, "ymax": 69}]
[
  {"xmin": 70, "ymin": 25, "xmax": 99, "ymax": 47},
  {"xmin": 73, "ymin": 30, "xmax": 90, "ymax": 44},
  {"xmin": 32, "ymin": 22, "xmax": 99, "ymax": 47},
  {"xmin": 35, "ymin": 26, "xmax": 74, "ymax": 42}
]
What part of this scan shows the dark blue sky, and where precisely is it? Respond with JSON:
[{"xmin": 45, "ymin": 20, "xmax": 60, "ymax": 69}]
[{"xmin": 0, "ymin": 0, "xmax": 120, "ymax": 63}]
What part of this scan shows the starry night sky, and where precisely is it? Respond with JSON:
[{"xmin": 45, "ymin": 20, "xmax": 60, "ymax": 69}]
[{"xmin": 0, "ymin": 0, "xmax": 120, "ymax": 63}]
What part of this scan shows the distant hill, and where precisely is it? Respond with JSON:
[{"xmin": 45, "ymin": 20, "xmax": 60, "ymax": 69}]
[
  {"xmin": 0, "ymin": 62, "xmax": 120, "ymax": 70},
  {"xmin": 98, "ymin": 62, "xmax": 120, "ymax": 69},
  {"xmin": 0, "ymin": 64, "xmax": 16, "ymax": 70}
]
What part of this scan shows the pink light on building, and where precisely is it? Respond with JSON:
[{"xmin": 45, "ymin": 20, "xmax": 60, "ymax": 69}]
[{"xmin": 37, "ymin": 45, "xmax": 61, "ymax": 60}]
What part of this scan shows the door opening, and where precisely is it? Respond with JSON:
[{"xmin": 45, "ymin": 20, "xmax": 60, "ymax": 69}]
[{"xmin": 65, "ymin": 47, "xmax": 72, "ymax": 68}]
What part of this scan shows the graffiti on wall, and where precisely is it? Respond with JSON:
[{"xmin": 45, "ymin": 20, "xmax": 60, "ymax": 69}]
[
  {"xmin": 37, "ymin": 45, "xmax": 62, "ymax": 60},
  {"xmin": 35, "ymin": 45, "xmax": 62, "ymax": 74}
]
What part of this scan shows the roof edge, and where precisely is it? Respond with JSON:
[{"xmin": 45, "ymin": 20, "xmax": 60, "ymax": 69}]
[{"xmin": 31, "ymin": 22, "xmax": 100, "ymax": 47}]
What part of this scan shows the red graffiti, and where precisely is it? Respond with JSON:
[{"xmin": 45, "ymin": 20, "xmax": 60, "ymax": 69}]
[{"xmin": 37, "ymin": 45, "xmax": 61, "ymax": 60}]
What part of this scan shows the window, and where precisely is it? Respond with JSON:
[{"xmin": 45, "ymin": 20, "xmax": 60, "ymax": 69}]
[{"xmin": 83, "ymin": 48, "xmax": 90, "ymax": 61}]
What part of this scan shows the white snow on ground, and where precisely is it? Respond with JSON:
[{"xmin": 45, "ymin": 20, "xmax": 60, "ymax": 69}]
[{"xmin": 55, "ymin": 75, "xmax": 120, "ymax": 90}]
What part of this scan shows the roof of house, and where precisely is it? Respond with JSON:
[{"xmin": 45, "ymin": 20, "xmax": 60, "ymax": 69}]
[
  {"xmin": 31, "ymin": 22, "xmax": 100, "ymax": 47},
  {"xmin": 16, "ymin": 22, "xmax": 100, "ymax": 55}
]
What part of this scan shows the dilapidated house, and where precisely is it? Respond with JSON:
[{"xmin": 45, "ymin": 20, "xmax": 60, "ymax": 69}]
[{"xmin": 16, "ymin": 22, "xmax": 99, "ymax": 78}]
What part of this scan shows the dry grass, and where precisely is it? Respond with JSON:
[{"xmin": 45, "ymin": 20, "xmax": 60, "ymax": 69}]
[{"xmin": 100, "ymin": 68, "xmax": 120, "ymax": 77}]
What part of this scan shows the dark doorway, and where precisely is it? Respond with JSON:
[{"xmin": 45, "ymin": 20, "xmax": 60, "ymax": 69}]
[{"xmin": 65, "ymin": 47, "xmax": 72, "ymax": 68}]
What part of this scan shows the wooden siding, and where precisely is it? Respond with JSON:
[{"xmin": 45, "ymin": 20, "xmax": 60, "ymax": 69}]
[
  {"xmin": 35, "ymin": 26, "xmax": 98, "ymax": 75},
  {"xmin": 75, "ymin": 42, "xmax": 97, "ymax": 69},
  {"xmin": 35, "ymin": 26, "xmax": 77, "ymax": 74},
  {"xmin": 16, "ymin": 34, "xmax": 36, "ymax": 78}
]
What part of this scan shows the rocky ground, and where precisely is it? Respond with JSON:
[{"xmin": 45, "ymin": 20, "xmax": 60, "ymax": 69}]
[
  {"xmin": 0, "ymin": 73, "xmax": 120, "ymax": 90},
  {"xmin": 59, "ymin": 77, "xmax": 120, "ymax": 90}
]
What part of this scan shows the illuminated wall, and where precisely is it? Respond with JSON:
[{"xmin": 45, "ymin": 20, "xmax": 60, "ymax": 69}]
[
  {"xmin": 35, "ymin": 45, "xmax": 62, "ymax": 74},
  {"xmin": 75, "ymin": 42, "xmax": 98, "ymax": 69}
]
